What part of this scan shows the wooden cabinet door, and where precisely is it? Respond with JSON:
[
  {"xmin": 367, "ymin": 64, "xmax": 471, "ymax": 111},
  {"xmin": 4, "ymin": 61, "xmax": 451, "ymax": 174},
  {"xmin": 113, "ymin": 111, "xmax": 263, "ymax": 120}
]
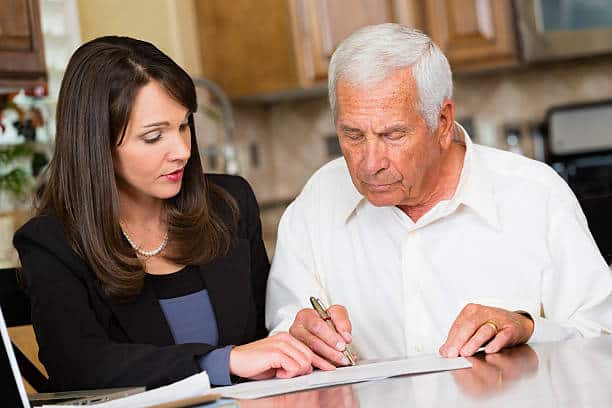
[
  {"xmin": 0, "ymin": 0, "xmax": 46, "ymax": 85},
  {"xmin": 424, "ymin": 0, "xmax": 517, "ymax": 70},
  {"xmin": 290, "ymin": 0, "xmax": 422, "ymax": 84},
  {"xmin": 196, "ymin": 0, "xmax": 424, "ymax": 98}
]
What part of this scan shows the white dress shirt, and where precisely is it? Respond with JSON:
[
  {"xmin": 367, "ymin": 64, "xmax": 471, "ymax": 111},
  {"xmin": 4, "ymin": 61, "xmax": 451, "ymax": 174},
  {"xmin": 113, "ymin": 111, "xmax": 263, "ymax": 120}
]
[{"xmin": 266, "ymin": 133, "xmax": 612, "ymax": 360}]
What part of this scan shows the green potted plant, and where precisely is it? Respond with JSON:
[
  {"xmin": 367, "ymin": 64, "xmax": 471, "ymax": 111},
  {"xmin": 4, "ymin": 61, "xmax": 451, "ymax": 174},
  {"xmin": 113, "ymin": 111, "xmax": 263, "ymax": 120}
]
[
  {"xmin": 0, "ymin": 143, "xmax": 35, "ymax": 211},
  {"xmin": 0, "ymin": 143, "xmax": 36, "ymax": 267}
]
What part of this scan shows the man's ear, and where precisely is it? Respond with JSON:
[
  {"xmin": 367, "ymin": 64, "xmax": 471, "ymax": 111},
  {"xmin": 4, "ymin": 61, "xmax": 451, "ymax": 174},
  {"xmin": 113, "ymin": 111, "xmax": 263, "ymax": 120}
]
[{"xmin": 436, "ymin": 99, "xmax": 455, "ymax": 149}]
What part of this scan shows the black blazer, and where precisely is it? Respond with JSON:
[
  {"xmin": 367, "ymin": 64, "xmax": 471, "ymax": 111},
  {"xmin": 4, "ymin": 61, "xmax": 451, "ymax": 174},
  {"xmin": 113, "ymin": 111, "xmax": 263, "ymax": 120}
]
[{"xmin": 13, "ymin": 174, "xmax": 270, "ymax": 391}]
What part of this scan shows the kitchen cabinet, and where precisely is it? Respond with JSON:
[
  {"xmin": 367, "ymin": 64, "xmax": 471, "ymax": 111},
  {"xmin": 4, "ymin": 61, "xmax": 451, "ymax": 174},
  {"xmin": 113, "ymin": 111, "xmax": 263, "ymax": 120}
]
[
  {"xmin": 423, "ymin": 0, "xmax": 518, "ymax": 71},
  {"xmin": 196, "ymin": 0, "xmax": 518, "ymax": 98},
  {"xmin": 290, "ymin": 0, "xmax": 421, "ymax": 83},
  {"xmin": 195, "ymin": 0, "xmax": 422, "ymax": 98},
  {"xmin": 0, "ymin": 0, "xmax": 46, "ymax": 89}
]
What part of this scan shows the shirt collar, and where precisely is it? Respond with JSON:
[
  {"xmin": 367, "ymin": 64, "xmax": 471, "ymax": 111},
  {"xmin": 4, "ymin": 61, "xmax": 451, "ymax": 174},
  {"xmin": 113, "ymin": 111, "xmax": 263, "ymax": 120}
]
[
  {"xmin": 340, "ymin": 124, "xmax": 500, "ymax": 230},
  {"xmin": 337, "ymin": 160, "xmax": 366, "ymax": 222},
  {"xmin": 453, "ymin": 126, "xmax": 501, "ymax": 230}
]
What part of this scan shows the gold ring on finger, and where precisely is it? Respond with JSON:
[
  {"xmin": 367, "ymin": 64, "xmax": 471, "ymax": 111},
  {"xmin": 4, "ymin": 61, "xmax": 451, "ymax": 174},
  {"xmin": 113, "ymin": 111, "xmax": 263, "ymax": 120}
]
[{"xmin": 484, "ymin": 320, "xmax": 499, "ymax": 336}]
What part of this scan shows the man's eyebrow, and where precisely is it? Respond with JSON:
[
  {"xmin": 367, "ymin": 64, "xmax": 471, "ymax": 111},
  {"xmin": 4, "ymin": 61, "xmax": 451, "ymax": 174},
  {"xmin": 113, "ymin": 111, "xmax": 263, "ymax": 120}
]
[
  {"xmin": 378, "ymin": 125, "xmax": 411, "ymax": 134},
  {"xmin": 340, "ymin": 125, "xmax": 362, "ymax": 132}
]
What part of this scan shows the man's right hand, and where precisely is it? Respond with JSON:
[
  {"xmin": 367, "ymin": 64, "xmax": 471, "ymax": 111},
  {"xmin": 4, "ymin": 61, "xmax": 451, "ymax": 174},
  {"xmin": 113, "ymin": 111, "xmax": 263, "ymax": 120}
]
[{"xmin": 289, "ymin": 305, "xmax": 354, "ymax": 366}]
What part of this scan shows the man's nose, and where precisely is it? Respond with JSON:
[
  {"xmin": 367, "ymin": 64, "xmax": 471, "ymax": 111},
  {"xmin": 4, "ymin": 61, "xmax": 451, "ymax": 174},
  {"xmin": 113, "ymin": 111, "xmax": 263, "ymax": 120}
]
[{"xmin": 362, "ymin": 137, "xmax": 388, "ymax": 175}]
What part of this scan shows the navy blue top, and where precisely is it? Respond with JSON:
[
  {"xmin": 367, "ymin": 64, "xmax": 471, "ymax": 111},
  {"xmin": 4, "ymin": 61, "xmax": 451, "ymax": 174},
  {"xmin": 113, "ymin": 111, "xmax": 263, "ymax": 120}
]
[{"xmin": 148, "ymin": 266, "xmax": 233, "ymax": 386}]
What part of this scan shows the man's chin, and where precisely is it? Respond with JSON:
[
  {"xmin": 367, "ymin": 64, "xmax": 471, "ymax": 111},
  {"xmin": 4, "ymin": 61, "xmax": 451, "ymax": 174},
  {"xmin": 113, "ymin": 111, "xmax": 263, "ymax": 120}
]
[{"xmin": 363, "ymin": 191, "xmax": 401, "ymax": 207}]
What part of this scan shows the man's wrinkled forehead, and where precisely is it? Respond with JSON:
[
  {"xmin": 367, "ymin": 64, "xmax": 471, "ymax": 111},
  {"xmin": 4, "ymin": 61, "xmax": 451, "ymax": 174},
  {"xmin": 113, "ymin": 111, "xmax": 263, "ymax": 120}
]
[
  {"xmin": 335, "ymin": 68, "xmax": 420, "ymax": 117},
  {"xmin": 337, "ymin": 64, "xmax": 415, "ymax": 91}
]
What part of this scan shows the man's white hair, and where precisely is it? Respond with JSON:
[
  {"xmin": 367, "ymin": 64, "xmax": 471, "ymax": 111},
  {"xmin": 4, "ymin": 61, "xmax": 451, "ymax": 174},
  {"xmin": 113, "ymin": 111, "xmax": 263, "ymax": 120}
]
[{"xmin": 328, "ymin": 23, "xmax": 453, "ymax": 132}]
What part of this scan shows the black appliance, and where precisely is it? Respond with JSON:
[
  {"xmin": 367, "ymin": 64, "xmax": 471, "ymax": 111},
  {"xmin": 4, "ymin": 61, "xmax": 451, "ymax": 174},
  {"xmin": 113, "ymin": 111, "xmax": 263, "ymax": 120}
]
[{"xmin": 546, "ymin": 100, "xmax": 612, "ymax": 264}]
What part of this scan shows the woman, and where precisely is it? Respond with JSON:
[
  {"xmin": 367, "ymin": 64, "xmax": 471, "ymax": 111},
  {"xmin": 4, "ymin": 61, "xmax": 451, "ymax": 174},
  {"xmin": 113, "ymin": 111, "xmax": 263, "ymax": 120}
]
[{"xmin": 13, "ymin": 36, "xmax": 331, "ymax": 391}]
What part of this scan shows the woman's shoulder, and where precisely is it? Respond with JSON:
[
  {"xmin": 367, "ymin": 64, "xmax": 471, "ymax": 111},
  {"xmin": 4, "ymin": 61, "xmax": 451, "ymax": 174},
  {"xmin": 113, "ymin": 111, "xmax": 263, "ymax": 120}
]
[
  {"xmin": 15, "ymin": 213, "xmax": 65, "ymax": 243},
  {"xmin": 204, "ymin": 173, "xmax": 259, "ymax": 237},
  {"xmin": 205, "ymin": 173, "xmax": 258, "ymax": 212},
  {"xmin": 205, "ymin": 173, "xmax": 253, "ymax": 200},
  {"xmin": 13, "ymin": 213, "xmax": 75, "ymax": 259},
  {"xmin": 14, "ymin": 213, "xmax": 98, "ymax": 298}
]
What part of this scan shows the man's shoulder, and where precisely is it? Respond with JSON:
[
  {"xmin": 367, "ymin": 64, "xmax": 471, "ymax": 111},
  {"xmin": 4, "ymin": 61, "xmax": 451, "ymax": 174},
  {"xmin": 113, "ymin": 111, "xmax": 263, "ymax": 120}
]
[
  {"xmin": 309, "ymin": 157, "xmax": 350, "ymax": 184},
  {"xmin": 299, "ymin": 157, "xmax": 353, "ymax": 198},
  {"xmin": 284, "ymin": 157, "xmax": 357, "ymax": 223},
  {"xmin": 473, "ymin": 144, "xmax": 570, "ymax": 194},
  {"xmin": 296, "ymin": 157, "xmax": 358, "ymax": 205}
]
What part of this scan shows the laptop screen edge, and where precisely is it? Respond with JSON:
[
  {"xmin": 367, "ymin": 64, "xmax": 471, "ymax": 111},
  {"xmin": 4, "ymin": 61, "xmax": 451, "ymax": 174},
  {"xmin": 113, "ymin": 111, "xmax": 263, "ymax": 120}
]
[{"xmin": 0, "ymin": 305, "xmax": 31, "ymax": 408}]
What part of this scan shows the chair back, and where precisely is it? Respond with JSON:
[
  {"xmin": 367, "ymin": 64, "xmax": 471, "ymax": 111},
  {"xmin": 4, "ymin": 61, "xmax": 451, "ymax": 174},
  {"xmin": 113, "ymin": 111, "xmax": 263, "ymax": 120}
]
[{"xmin": 0, "ymin": 268, "xmax": 47, "ymax": 392}]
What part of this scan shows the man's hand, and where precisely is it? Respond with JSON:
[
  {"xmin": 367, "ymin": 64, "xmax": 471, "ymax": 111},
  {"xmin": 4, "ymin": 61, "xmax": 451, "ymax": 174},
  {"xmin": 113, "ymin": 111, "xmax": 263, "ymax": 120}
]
[
  {"xmin": 289, "ymin": 305, "xmax": 354, "ymax": 366},
  {"xmin": 439, "ymin": 304, "xmax": 534, "ymax": 358},
  {"xmin": 451, "ymin": 345, "xmax": 539, "ymax": 398}
]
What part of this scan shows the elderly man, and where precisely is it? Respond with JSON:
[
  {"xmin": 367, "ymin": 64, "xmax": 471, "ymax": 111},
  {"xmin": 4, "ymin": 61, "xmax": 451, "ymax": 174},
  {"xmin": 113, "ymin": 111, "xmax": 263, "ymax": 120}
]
[{"xmin": 266, "ymin": 23, "xmax": 612, "ymax": 366}]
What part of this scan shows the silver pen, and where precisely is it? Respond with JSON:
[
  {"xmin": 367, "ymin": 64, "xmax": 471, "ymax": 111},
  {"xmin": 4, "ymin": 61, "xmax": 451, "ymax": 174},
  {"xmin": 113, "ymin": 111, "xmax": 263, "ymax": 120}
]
[{"xmin": 310, "ymin": 296, "xmax": 356, "ymax": 366}]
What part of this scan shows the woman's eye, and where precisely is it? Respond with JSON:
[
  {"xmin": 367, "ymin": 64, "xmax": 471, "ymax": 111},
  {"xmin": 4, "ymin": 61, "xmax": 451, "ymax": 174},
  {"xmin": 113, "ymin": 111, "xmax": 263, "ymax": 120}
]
[{"xmin": 143, "ymin": 132, "xmax": 162, "ymax": 143}]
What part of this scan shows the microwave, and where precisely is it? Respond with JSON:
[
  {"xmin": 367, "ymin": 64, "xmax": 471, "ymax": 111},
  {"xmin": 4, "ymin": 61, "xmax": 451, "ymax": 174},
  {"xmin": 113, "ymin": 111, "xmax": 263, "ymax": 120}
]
[
  {"xmin": 545, "ymin": 100, "xmax": 612, "ymax": 264},
  {"xmin": 515, "ymin": 0, "xmax": 612, "ymax": 62}
]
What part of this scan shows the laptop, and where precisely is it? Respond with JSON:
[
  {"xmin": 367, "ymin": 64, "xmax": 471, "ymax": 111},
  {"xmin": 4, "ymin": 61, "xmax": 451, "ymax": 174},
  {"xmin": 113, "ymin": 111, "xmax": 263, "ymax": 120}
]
[{"xmin": 0, "ymin": 306, "xmax": 144, "ymax": 406}]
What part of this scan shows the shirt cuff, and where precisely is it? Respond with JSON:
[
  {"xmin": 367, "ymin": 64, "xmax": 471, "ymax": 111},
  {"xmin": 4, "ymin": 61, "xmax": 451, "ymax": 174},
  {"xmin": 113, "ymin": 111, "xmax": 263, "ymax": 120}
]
[
  {"xmin": 199, "ymin": 345, "xmax": 234, "ymax": 386},
  {"xmin": 528, "ymin": 316, "xmax": 581, "ymax": 343}
]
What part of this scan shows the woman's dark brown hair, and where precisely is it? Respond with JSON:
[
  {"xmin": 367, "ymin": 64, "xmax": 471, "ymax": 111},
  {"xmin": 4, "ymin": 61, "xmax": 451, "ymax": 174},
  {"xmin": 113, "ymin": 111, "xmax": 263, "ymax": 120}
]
[{"xmin": 38, "ymin": 36, "xmax": 236, "ymax": 300}]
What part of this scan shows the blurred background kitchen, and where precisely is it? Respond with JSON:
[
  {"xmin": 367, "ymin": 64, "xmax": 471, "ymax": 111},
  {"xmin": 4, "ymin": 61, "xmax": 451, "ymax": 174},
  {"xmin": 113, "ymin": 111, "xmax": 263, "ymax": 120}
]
[{"xmin": 1, "ymin": 0, "xmax": 612, "ymax": 267}]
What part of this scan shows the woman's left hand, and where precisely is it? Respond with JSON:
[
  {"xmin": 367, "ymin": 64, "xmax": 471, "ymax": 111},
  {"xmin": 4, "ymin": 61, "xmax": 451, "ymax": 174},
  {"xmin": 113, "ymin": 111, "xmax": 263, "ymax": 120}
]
[{"xmin": 229, "ymin": 332, "xmax": 335, "ymax": 380}]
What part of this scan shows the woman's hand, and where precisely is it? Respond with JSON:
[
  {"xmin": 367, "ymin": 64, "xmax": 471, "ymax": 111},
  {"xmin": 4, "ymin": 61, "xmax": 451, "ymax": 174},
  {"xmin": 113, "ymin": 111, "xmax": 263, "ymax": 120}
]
[{"xmin": 229, "ymin": 332, "xmax": 336, "ymax": 380}]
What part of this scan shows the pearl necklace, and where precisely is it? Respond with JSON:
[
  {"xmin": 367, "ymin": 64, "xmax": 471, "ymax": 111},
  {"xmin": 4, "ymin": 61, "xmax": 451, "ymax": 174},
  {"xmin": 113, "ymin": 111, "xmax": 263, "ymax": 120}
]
[{"xmin": 121, "ymin": 226, "xmax": 168, "ymax": 258}]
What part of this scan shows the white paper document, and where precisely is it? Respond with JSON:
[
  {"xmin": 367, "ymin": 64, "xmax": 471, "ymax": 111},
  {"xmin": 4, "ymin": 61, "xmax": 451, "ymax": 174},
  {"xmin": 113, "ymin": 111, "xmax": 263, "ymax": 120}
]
[
  {"xmin": 42, "ymin": 371, "xmax": 212, "ymax": 408},
  {"xmin": 215, "ymin": 354, "xmax": 471, "ymax": 399}
]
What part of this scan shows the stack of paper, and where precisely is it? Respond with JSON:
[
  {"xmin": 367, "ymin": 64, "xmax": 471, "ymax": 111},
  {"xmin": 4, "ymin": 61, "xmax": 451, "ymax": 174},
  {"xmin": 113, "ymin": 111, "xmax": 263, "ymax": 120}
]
[{"xmin": 42, "ymin": 372, "xmax": 213, "ymax": 408}]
